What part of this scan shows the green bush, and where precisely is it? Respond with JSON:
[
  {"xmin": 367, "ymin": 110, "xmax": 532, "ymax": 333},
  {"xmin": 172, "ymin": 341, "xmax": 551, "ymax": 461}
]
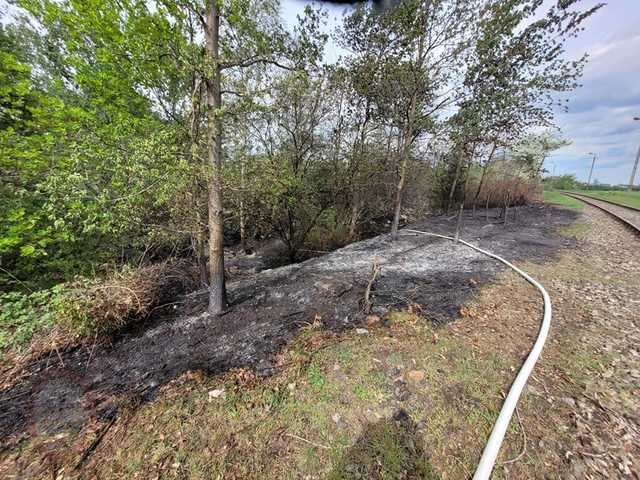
[{"xmin": 0, "ymin": 286, "xmax": 67, "ymax": 351}]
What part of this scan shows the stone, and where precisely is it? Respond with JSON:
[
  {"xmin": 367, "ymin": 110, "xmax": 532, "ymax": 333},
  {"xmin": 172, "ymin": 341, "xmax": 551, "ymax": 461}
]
[{"xmin": 208, "ymin": 388, "xmax": 226, "ymax": 401}]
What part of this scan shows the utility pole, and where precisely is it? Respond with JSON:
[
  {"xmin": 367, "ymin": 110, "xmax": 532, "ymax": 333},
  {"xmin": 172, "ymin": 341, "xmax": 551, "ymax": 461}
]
[
  {"xmin": 587, "ymin": 152, "xmax": 596, "ymax": 189},
  {"xmin": 629, "ymin": 117, "xmax": 640, "ymax": 191}
]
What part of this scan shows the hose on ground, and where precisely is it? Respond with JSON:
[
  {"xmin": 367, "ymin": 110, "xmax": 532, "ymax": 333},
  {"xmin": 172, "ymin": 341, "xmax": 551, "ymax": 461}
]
[{"xmin": 400, "ymin": 229, "xmax": 552, "ymax": 480}]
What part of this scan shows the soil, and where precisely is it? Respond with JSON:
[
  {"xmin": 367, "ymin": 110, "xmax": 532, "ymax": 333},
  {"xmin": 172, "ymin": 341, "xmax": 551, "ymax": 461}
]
[{"xmin": 0, "ymin": 205, "xmax": 577, "ymax": 447}]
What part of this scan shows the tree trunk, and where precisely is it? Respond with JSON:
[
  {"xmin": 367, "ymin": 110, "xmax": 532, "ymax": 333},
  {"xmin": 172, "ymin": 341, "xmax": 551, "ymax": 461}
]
[
  {"xmin": 391, "ymin": 131, "xmax": 413, "ymax": 240},
  {"xmin": 446, "ymin": 155, "xmax": 463, "ymax": 215},
  {"xmin": 454, "ymin": 159, "xmax": 473, "ymax": 241},
  {"xmin": 239, "ymin": 153, "xmax": 248, "ymax": 253},
  {"xmin": 485, "ymin": 195, "xmax": 490, "ymax": 222},
  {"xmin": 503, "ymin": 191, "xmax": 511, "ymax": 226},
  {"xmin": 472, "ymin": 144, "xmax": 497, "ymax": 212},
  {"xmin": 391, "ymin": 32, "xmax": 424, "ymax": 241},
  {"xmin": 205, "ymin": 0, "xmax": 227, "ymax": 315},
  {"xmin": 348, "ymin": 197, "xmax": 362, "ymax": 240}
]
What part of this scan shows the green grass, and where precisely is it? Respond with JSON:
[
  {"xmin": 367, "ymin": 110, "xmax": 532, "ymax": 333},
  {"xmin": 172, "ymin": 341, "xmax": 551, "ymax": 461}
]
[
  {"xmin": 572, "ymin": 190, "xmax": 640, "ymax": 209},
  {"xmin": 543, "ymin": 190, "xmax": 584, "ymax": 210},
  {"xmin": 560, "ymin": 221, "xmax": 591, "ymax": 238}
]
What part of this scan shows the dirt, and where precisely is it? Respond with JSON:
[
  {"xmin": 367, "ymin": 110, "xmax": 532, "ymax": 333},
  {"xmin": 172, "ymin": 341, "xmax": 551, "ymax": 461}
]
[{"xmin": 0, "ymin": 205, "xmax": 577, "ymax": 449}]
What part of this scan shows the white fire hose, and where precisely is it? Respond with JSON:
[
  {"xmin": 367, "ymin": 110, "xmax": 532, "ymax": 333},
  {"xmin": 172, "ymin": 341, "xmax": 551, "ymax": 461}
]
[{"xmin": 401, "ymin": 229, "xmax": 552, "ymax": 479}]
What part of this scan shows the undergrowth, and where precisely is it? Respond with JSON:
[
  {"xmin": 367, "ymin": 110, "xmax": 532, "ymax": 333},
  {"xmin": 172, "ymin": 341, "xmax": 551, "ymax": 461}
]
[
  {"xmin": 0, "ymin": 260, "xmax": 198, "ymax": 355},
  {"xmin": 0, "ymin": 286, "xmax": 67, "ymax": 351}
]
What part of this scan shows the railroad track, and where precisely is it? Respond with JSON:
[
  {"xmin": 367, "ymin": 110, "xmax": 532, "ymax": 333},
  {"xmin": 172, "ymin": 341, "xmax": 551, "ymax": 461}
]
[{"xmin": 559, "ymin": 191, "xmax": 640, "ymax": 234}]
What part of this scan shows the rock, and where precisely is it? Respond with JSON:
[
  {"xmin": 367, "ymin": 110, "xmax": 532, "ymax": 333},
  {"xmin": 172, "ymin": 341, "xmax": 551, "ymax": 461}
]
[
  {"xmin": 365, "ymin": 315, "xmax": 380, "ymax": 326},
  {"xmin": 356, "ymin": 328, "xmax": 369, "ymax": 335},
  {"xmin": 407, "ymin": 370, "xmax": 425, "ymax": 383},
  {"xmin": 331, "ymin": 413, "xmax": 341, "ymax": 424},
  {"xmin": 562, "ymin": 397, "xmax": 576, "ymax": 408},
  {"xmin": 208, "ymin": 388, "xmax": 226, "ymax": 401}
]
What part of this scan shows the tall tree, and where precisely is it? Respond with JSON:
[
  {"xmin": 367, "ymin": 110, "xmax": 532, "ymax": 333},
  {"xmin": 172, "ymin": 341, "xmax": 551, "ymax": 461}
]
[{"xmin": 204, "ymin": 0, "xmax": 226, "ymax": 313}]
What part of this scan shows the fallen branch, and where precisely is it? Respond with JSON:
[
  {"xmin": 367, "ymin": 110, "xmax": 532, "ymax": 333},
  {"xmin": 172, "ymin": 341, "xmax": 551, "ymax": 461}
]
[
  {"xmin": 74, "ymin": 415, "xmax": 117, "ymax": 470},
  {"xmin": 362, "ymin": 258, "xmax": 381, "ymax": 314}
]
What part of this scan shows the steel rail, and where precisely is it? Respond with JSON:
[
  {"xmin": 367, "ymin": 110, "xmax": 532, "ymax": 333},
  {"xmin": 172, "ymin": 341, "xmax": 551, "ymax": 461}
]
[
  {"xmin": 399, "ymin": 229, "xmax": 552, "ymax": 480},
  {"xmin": 559, "ymin": 191, "xmax": 640, "ymax": 233},
  {"xmin": 559, "ymin": 191, "xmax": 640, "ymax": 212}
]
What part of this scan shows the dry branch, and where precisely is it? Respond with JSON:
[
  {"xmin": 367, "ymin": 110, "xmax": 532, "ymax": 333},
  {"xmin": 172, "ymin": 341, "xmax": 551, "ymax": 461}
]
[{"xmin": 362, "ymin": 258, "xmax": 381, "ymax": 314}]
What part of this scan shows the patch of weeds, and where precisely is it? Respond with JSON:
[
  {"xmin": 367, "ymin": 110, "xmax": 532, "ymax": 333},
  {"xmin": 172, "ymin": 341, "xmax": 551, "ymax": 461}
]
[
  {"xmin": 560, "ymin": 221, "xmax": 591, "ymax": 238},
  {"xmin": 261, "ymin": 387, "xmax": 288, "ymax": 412},
  {"xmin": 0, "ymin": 286, "xmax": 66, "ymax": 351},
  {"xmin": 386, "ymin": 351, "xmax": 406, "ymax": 366},
  {"xmin": 300, "ymin": 446, "xmax": 322, "ymax": 473},
  {"xmin": 308, "ymin": 364, "xmax": 327, "ymax": 391},
  {"xmin": 353, "ymin": 383, "xmax": 372, "ymax": 401},
  {"xmin": 336, "ymin": 345, "xmax": 354, "ymax": 366},
  {"xmin": 223, "ymin": 389, "xmax": 243, "ymax": 418},
  {"xmin": 465, "ymin": 407, "xmax": 494, "ymax": 436},
  {"xmin": 543, "ymin": 191, "xmax": 584, "ymax": 210}
]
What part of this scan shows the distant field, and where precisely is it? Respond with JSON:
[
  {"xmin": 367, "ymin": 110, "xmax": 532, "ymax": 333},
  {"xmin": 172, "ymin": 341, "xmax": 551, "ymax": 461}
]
[
  {"xmin": 543, "ymin": 190, "xmax": 584, "ymax": 210},
  {"xmin": 572, "ymin": 190, "xmax": 640, "ymax": 209}
]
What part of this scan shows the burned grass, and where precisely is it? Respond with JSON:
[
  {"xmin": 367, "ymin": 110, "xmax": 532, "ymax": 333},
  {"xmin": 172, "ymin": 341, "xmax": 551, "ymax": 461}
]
[{"xmin": 0, "ymin": 204, "xmax": 583, "ymax": 478}]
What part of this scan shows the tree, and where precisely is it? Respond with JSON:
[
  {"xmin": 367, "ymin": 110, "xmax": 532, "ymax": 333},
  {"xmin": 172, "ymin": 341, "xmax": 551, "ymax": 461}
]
[
  {"xmin": 341, "ymin": 0, "xmax": 478, "ymax": 240},
  {"xmin": 438, "ymin": 0, "xmax": 601, "ymax": 216}
]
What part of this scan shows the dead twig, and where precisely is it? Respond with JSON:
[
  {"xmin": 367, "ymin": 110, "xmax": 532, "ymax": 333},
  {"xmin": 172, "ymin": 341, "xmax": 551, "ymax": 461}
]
[
  {"xmin": 501, "ymin": 406, "xmax": 527, "ymax": 465},
  {"xmin": 285, "ymin": 433, "xmax": 329, "ymax": 450},
  {"xmin": 85, "ymin": 332, "xmax": 99, "ymax": 370},
  {"xmin": 362, "ymin": 258, "xmax": 381, "ymax": 314},
  {"xmin": 74, "ymin": 415, "xmax": 117, "ymax": 470},
  {"xmin": 578, "ymin": 450, "xmax": 608, "ymax": 459},
  {"xmin": 53, "ymin": 344, "xmax": 66, "ymax": 368}
]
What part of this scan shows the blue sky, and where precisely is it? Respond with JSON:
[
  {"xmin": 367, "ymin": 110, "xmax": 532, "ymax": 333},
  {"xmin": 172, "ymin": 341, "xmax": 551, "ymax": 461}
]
[{"xmin": 281, "ymin": 0, "xmax": 640, "ymax": 186}]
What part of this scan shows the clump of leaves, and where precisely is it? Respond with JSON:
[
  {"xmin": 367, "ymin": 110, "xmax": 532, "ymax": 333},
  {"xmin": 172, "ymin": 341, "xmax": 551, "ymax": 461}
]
[{"xmin": 0, "ymin": 286, "xmax": 66, "ymax": 351}]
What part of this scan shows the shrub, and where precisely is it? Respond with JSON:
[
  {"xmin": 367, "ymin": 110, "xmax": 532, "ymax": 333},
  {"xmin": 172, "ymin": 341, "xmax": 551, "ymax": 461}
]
[
  {"xmin": 0, "ymin": 259, "xmax": 199, "ymax": 357},
  {"xmin": 466, "ymin": 176, "xmax": 540, "ymax": 208},
  {"xmin": 58, "ymin": 260, "xmax": 199, "ymax": 336},
  {"xmin": 0, "ymin": 286, "xmax": 66, "ymax": 351}
]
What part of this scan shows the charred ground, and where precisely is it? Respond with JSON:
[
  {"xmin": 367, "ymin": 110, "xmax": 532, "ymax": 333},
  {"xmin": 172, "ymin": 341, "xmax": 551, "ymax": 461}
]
[{"xmin": 0, "ymin": 205, "xmax": 577, "ymax": 446}]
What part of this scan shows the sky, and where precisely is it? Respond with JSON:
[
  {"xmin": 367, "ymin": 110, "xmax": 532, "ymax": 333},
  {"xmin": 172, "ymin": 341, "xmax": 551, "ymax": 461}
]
[{"xmin": 281, "ymin": 0, "xmax": 640, "ymax": 186}]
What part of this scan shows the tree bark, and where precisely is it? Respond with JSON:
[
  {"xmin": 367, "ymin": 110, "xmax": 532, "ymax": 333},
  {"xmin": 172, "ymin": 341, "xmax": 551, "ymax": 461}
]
[
  {"xmin": 205, "ymin": 0, "xmax": 227, "ymax": 315},
  {"xmin": 391, "ymin": 130, "xmax": 413, "ymax": 240},
  {"xmin": 446, "ymin": 152, "xmax": 463, "ymax": 215}
]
